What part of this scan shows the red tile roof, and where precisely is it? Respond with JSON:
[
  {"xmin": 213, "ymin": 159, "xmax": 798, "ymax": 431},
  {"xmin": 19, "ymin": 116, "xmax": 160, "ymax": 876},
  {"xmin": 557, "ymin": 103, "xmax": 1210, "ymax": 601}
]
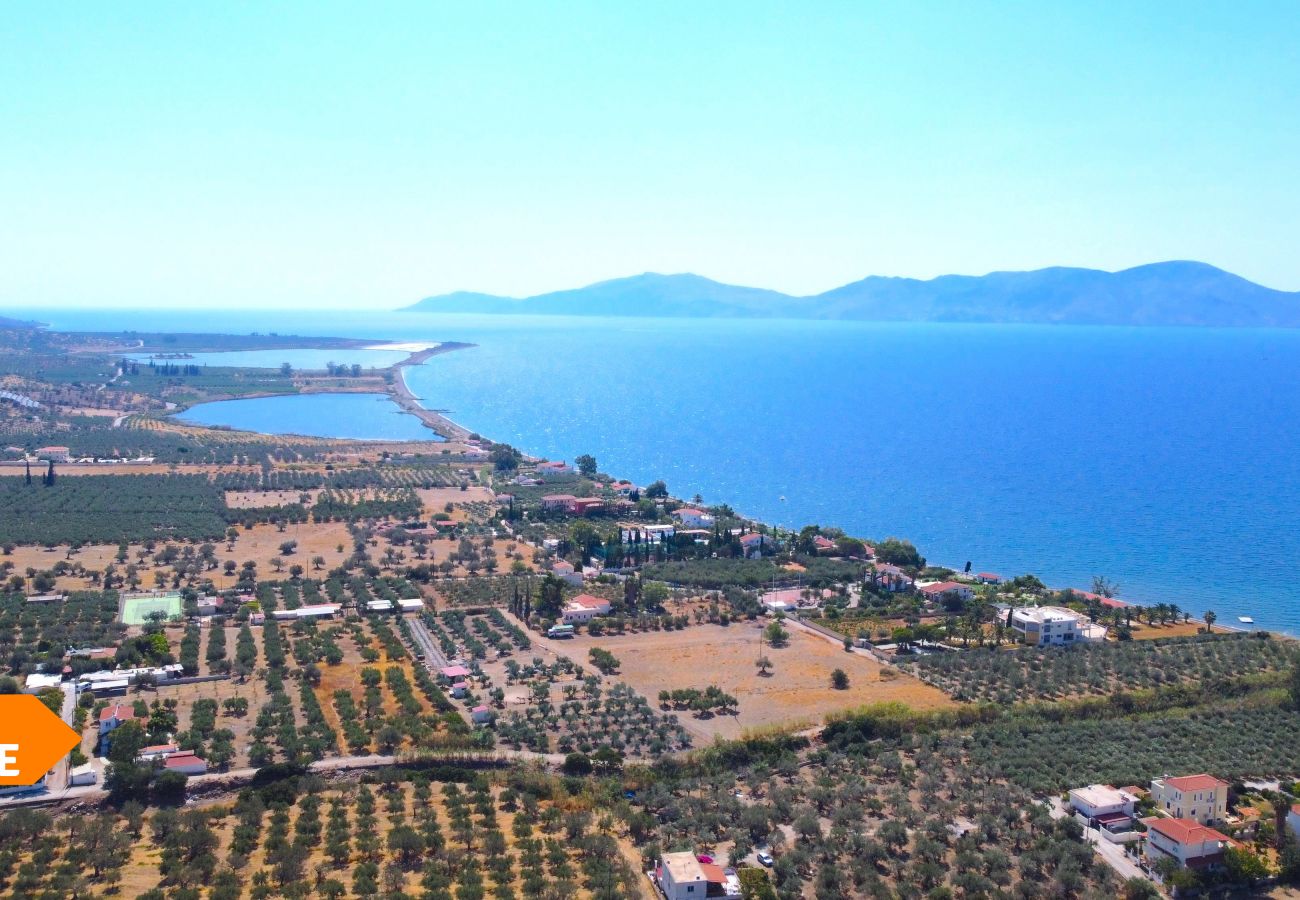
[
  {"xmin": 1164, "ymin": 774, "xmax": 1228, "ymax": 793},
  {"xmin": 163, "ymin": 752, "xmax": 204, "ymax": 769},
  {"xmin": 1147, "ymin": 817, "xmax": 1231, "ymax": 846},
  {"xmin": 570, "ymin": 594, "xmax": 609, "ymax": 609},
  {"xmin": 922, "ymin": 581, "xmax": 967, "ymax": 594},
  {"xmin": 99, "ymin": 703, "xmax": 135, "ymax": 722}
]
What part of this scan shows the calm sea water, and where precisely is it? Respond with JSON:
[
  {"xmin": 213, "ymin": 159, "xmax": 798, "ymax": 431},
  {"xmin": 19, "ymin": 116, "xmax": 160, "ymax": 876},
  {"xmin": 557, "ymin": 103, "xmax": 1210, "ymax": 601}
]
[{"xmin": 22, "ymin": 307, "xmax": 1300, "ymax": 632}]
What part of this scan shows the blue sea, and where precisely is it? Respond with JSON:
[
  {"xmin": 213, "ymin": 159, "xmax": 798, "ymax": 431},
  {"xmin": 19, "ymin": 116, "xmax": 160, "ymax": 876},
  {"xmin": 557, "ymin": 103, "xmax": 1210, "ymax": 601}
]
[{"xmin": 21, "ymin": 307, "xmax": 1300, "ymax": 632}]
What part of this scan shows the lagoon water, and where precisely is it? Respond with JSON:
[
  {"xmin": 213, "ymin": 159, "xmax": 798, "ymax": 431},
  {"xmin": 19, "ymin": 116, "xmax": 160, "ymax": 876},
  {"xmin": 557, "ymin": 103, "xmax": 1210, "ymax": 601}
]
[
  {"xmin": 177, "ymin": 392, "xmax": 439, "ymax": 442},
  {"xmin": 25, "ymin": 306, "xmax": 1300, "ymax": 632}
]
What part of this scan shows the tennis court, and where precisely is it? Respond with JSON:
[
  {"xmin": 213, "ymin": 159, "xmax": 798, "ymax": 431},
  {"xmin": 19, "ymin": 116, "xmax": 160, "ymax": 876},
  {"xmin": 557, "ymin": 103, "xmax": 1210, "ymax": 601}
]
[{"xmin": 120, "ymin": 592, "xmax": 183, "ymax": 625}]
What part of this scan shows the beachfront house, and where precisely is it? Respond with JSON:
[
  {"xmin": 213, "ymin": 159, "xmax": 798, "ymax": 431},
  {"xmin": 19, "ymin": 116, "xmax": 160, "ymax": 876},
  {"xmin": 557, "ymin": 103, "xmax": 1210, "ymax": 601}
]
[
  {"xmin": 673, "ymin": 507, "xmax": 715, "ymax": 529},
  {"xmin": 1008, "ymin": 606, "xmax": 1105, "ymax": 646},
  {"xmin": 561, "ymin": 595, "xmax": 611, "ymax": 624},
  {"xmin": 975, "ymin": 572, "xmax": 1001, "ymax": 584},
  {"xmin": 536, "ymin": 460, "xmax": 574, "ymax": 479},
  {"xmin": 919, "ymin": 581, "xmax": 975, "ymax": 606},
  {"xmin": 621, "ymin": 523, "xmax": 676, "ymax": 545},
  {"xmin": 1145, "ymin": 818, "xmax": 1234, "ymax": 872},
  {"xmin": 654, "ymin": 852, "xmax": 742, "ymax": 899},
  {"xmin": 1150, "ymin": 774, "xmax": 1229, "ymax": 826}
]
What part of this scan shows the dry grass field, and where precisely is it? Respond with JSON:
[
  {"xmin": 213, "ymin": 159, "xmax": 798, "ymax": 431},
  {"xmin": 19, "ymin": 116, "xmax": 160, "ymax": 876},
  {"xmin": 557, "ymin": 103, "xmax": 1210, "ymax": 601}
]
[{"xmin": 529, "ymin": 619, "xmax": 953, "ymax": 740}]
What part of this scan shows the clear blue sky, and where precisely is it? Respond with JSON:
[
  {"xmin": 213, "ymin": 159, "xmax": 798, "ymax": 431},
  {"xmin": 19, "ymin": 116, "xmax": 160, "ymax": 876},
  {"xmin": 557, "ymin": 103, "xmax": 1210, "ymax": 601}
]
[{"xmin": 2, "ymin": 2, "xmax": 1297, "ymax": 309}]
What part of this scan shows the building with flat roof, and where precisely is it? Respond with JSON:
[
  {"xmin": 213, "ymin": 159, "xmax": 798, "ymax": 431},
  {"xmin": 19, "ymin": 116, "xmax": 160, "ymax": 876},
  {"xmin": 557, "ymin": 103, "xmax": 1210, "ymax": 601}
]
[
  {"xmin": 1009, "ymin": 606, "xmax": 1105, "ymax": 646},
  {"xmin": 654, "ymin": 852, "xmax": 742, "ymax": 899}
]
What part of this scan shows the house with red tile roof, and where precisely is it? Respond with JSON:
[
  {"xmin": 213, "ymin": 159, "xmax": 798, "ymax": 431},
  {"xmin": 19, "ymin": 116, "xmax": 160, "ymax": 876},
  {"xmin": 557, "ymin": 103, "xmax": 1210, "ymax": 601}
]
[
  {"xmin": 540, "ymin": 494, "xmax": 578, "ymax": 512},
  {"xmin": 98, "ymin": 703, "xmax": 137, "ymax": 736},
  {"xmin": 561, "ymin": 594, "xmax": 611, "ymax": 624},
  {"xmin": 163, "ymin": 752, "xmax": 208, "ymax": 775},
  {"xmin": 672, "ymin": 507, "xmax": 715, "ymax": 528},
  {"xmin": 1150, "ymin": 774, "xmax": 1229, "ymax": 825},
  {"xmin": 919, "ymin": 581, "xmax": 974, "ymax": 605},
  {"xmin": 975, "ymin": 572, "xmax": 1001, "ymax": 584},
  {"xmin": 812, "ymin": 535, "xmax": 839, "ymax": 555},
  {"xmin": 1144, "ymin": 817, "xmax": 1234, "ymax": 870},
  {"xmin": 870, "ymin": 563, "xmax": 914, "ymax": 592}
]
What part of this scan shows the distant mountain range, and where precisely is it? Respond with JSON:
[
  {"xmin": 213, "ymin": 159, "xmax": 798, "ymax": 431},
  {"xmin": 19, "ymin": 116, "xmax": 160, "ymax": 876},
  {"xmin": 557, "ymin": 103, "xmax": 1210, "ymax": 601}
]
[{"xmin": 402, "ymin": 261, "xmax": 1300, "ymax": 327}]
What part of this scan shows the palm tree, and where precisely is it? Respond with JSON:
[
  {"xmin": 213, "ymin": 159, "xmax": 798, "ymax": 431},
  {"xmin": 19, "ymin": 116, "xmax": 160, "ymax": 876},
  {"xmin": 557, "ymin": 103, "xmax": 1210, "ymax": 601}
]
[{"xmin": 1204, "ymin": 609, "xmax": 1217, "ymax": 632}]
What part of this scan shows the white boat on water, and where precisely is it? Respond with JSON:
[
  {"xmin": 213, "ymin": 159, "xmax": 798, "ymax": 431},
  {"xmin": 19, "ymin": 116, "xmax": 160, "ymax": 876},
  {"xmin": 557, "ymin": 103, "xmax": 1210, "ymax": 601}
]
[{"xmin": 1238, "ymin": 616, "xmax": 1254, "ymax": 624}]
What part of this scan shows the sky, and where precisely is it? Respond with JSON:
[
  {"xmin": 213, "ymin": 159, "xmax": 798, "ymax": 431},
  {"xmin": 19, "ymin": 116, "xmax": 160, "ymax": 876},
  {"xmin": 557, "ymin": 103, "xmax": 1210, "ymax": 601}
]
[{"xmin": 1, "ymin": 2, "xmax": 1297, "ymax": 310}]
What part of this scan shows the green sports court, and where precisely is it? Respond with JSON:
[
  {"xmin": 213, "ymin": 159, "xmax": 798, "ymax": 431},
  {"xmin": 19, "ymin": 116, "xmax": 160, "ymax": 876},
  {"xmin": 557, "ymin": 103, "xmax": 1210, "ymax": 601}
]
[{"xmin": 120, "ymin": 592, "xmax": 183, "ymax": 625}]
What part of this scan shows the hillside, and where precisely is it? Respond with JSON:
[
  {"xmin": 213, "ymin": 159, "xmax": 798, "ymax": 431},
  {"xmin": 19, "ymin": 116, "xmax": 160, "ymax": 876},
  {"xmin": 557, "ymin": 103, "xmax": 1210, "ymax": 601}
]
[{"xmin": 403, "ymin": 262, "xmax": 1300, "ymax": 327}]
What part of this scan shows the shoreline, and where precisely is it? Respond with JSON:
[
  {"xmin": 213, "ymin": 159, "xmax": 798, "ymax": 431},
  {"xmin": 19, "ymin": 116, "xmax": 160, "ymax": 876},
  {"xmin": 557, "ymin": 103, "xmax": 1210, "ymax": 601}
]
[
  {"xmin": 385, "ymin": 342, "xmax": 477, "ymax": 442},
  {"xmin": 106, "ymin": 331, "xmax": 1290, "ymax": 640}
]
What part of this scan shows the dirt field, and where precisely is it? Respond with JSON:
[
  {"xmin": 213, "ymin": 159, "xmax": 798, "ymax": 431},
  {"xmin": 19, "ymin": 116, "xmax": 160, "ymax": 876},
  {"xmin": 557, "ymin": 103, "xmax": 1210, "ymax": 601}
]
[
  {"xmin": 1128, "ymin": 619, "xmax": 1229, "ymax": 639},
  {"xmin": 527, "ymin": 618, "xmax": 953, "ymax": 740}
]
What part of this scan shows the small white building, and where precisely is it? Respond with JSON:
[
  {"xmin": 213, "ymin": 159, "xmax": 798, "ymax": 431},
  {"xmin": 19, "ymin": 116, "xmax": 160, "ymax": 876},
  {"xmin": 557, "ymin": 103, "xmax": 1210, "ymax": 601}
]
[
  {"xmin": 550, "ymin": 560, "xmax": 583, "ymax": 587},
  {"xmin": 620, "ymin": 523, "xmax": 676, "ymax": 545},
  {"xmin": 68, "ymin": 764, "xmax": 98, "ymax": 786},
  {"xmin": 366, "ymin": 599, "xmax": 395, "ymax": 613},
  {"xmin": 561, "ymin": 595, "xmax": 611, "ymax": 623},
  {"xmin": 1068, "ymin": 784, "xmax": 1138, "ymax": 829},
  {"xmin": 654, "ymin": 852, "xmax": 741, "ymax": 900},
  {"xmin": 163, "ymin": 752, "xmax": 208, "ymax": 776},
  {"xmin": 397, "ymin": 598, "xmax": 424, "ymax": 613},
  {"xmin": 24, "ymin": 673, "xmax": 63, "ymax": 693},
  {"xmin": 271, "ymin": 604, "xmax": 339, "ymax": 621}
]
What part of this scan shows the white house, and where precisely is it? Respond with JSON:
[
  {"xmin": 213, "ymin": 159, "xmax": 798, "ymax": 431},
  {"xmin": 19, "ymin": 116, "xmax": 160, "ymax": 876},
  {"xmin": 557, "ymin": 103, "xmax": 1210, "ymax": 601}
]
[
  {"xmin": 739, "ymin": 533, "xmax": 766, "ymax": 559},
  {"xmin": 1145, "ymin": 818, "xmax": 1234, "ymax": 871},
  {"xmin": 919, "ymin": 581, "xmax": 975, "ymax": 605},
  {"xmin": 1068, "ymin": 784, "xmax": 1138, "ymax": 829},
  {"xmin": 24, "ymin": 673, "xmax": 62, "ymax": 693},
  {"xmin": 1150, "ymin": 774, "xmax": 1229, "ymax": 826},
  {"xmin": 366, "ymin": 599, "xmax": 394, "ymax": 613},
  {"xmin": 654, "ymin": 852, "xmax": 741, "ymax": 900},
  {"xmin": 620, "ymin": 523, "xmax": 676, "ymax": 545},
  {"xmin": 550, "ymin": 560, "xmax": 583, "ymax": 587},
  {"xmin": 672, "ymin": 508, "xmax": 715, "ymax": 529},
  {"xmin": 68, "ymin": 764, "xmax": 98, "ymax": 787},
  {"xmin": 163, "ymin": 752, "xmax": 208, "ymax": 776},
  {"xmin": 561, "ymin": 595, "xmax": 611, "ymax": 623},
  {"xmin": 1008, "ymin": 606, "xmax": 1104, "ymax": 646},
  {"xmin": 536, "ymin": 461, "xmax": 574, "ymax": 480}
]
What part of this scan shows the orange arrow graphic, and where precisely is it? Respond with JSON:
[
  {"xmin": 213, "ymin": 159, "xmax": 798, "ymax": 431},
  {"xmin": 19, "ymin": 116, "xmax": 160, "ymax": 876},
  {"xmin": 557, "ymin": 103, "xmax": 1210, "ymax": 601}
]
[{"xmin": 0, "ymin": 694, "xmax": 81, "ymax": 786}]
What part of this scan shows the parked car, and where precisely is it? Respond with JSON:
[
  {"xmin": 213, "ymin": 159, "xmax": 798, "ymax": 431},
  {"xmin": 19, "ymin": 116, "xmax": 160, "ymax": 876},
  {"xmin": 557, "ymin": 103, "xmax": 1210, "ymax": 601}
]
[{"xmin": 756, "ymin": 852, "xmax": 774, "ymax": 867}]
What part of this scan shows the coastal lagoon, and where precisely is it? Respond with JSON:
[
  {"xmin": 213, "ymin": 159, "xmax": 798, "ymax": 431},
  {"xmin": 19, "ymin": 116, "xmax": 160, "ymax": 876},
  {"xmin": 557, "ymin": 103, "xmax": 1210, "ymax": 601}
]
[
  {"xmin": 127, "ymin": 346, "xmax": 409, "ymax": 370},
  {"xmin": 28, "ymin": 307, "xmax": 1300, "ymax": 632},
  {"xmin": 176, "ymin": 392, "xmax": 440, "ymax": 442}
]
